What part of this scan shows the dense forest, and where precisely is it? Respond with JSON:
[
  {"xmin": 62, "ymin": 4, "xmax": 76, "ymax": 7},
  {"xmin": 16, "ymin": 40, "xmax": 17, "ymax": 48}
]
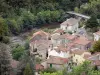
[{"xmin": 0, "ymin": 0, "xmax": 89, "ymax": 42}]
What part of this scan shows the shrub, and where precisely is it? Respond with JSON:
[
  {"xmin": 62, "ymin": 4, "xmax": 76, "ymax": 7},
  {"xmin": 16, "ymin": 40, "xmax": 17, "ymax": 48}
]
[
  {"xmin": 2, "ymin": 36, "xmax": 10, "ymax": 44},
  {"xmin": 41, "ymin": 68, "xmax": 57, "ymax": 73},
  {"xmin": 12, "ymin": 45, "xmax": 25, "ymax": 60}
]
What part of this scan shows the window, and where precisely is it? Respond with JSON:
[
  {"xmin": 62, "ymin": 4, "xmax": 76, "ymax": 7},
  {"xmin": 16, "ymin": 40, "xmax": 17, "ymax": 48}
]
[
  {"xmin": 48, "ymin": 37, "xmax": 51, "ymax": 40},
  {"xmin": 50, "ymin": 64, "xmax": 52, "ymax": 68},
  {"xmin": 33, "ymin": 48, "xmax": 37, "ymax": 52}
]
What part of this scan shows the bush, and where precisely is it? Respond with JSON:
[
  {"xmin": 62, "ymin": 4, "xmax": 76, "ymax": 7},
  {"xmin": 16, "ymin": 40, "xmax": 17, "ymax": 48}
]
[
  {"xmin": 2, "ymin": 36, "xmax": 10, "ymax": 44},
  {"xmin": 35, "ymin": 57, "xmax": 42, "ymax": 64},
  {"xmin": 41, "ymin": 68, "xmax": 57, "ymax": 73},
  {"xmin": 24, "ymin": 40, "xmax": 29, "ymax": 50},
  {"xmin": 12, "ymin": 45, "xmax": 25, "ymax": 60}
]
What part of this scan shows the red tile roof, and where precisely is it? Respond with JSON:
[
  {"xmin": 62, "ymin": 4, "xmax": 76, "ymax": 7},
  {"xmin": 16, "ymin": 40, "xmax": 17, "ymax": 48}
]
[
  {"xmin": 35, "ymin": 64, "xmax": 44, "ymax": 71},
  {"xmin": 47, "ymin": 56, "xmax": 69, "ymax": 65},
  {"xmin": 83, "ymin": 54, "xmax": 92, "ymax": 59},
  {"xmin": 30, "ymin": 30, "xmax": 50, "ymax": 42},
  {"xmin": 93, "ymin": 60, "xmax": 100, "ymax": 66},
  {"xmin": 33, "ymin": 30, "xmax": 49, "ymax": 37},
  {"xmin": 57, "ymin": 45, "xmax": 68, "ymax": 52},
  {"xmin": 61, "ymin": 34, "xmax": 77, "ymax": 40},
  {"xmin": 73, "ymin": 36, "xmax": 91, "ymax": 45},
  {"xmin": 71, "ymin": 49, "xmax": 88, "ymax": 55}
]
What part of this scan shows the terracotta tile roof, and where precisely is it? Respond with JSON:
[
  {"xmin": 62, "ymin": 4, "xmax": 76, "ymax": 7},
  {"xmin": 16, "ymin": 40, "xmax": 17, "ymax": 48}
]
[
  {"xmin": 73, "ymin": 36, "xmax": 91, "ymax": 45},
  {"xmin": 71, "ymin": 49, "xmax": 88, "ymax": 55},
  {"xmin": 94, "ymin": 31, "xmax": 100, "ymax": 35},
  {"xmin": 33, "ymin": 30, "xmax": 49, "ymax": 37},
  {"xmin": 30, "ymin": 30, "xmax": 50, "ymax": 42},
  {"xmin": 61, "ymin": 18, "xmax": 78, "ymax": 26},
  {"xmin": 47, "ymin": 56, "xmax": 69, "ymax": 65},
  {"xmin": 61, "ymin": 34, "xmax": 77, "ymax": 40},
  {"xmin": 93, "ymin": 52, "xmax": 100, "ymax": 55},
  {"xmin": 35, "ymin": 64, "xmax": 44, "ymax": 71},
  {"xmin": 83, "ymin": 54, "xmax": 92, "ymax": 59},
  {"xmin": 54, "ymin": 29, "xmax": 64, "ymax": 34},
  {"xmin": 57, "ymin": 45, "xmax": 68, "ymax": 52},
  {"xmin": 93, "ymin": 60, "xmax": 100, "ymax": 66},
  {"xmin": 31, "ymin": 40, "xmax": 52, "ymax": 50},
  {"xmin": 11, "ymin": 60, "xmax": 19, "ymax": 68}
]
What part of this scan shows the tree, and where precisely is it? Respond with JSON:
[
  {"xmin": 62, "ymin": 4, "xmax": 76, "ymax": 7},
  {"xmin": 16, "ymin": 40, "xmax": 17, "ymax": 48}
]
[
  {"xmin": 67, "ymin": 61, "xmax": 94, "ymax": 75},
  {"xmin": 6, "ymin": 19, "xmax": 20, "ymax": 35},
  {"xmin": 85, "ymin": 15, "xmax": 99, "ymax": 32},
  {"xmin": 91, "ymin": 40, "xmax": 100, "ymax": 53},
  {"xmin": 0, "ymin": 17, "xmax": 8, "ymax": 40},
  {"xmin": 12, "ymin": 45, "xmax": 25, "ymax": 60},
  {"xmin": 41, "ymin": 68, "xmax": 57, "ymax": 73},
  {"xmin": 20, "ymin": 9, "xmax": 37, "ymax": 31},
  {"xmin": 0, "ymin": 43, "xmax": 12, "ymax": 75},
  {"xmin": 24, "ymin": 63, "xmax": 33, "ymax": 75}
]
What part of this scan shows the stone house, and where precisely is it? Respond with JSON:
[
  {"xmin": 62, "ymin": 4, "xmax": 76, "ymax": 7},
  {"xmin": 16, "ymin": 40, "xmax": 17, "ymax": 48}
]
[
  {"xmin": 93, "ymin": 31, "xmax": 100, "ymax": 41},
  {"xmin": 48, "ymin": 45, "xmax": 71, "ymax": 58},
  {"xmin": 29, "ymin": 30, "xmax": 51, "ymax": 60},
  {"xmin": 71, "ymin": 49, "xmax": 91, "ymax": 65},
  {"xmin": 72, "ymin": 36, "xmax": 91, "ymax": 50},
  {"xmin": 88, "ymin": 52, "xmax": 100, "ymax": 70},
  {"xmin": 47, "ymin": 56, "xmax": 71, "ymax": 70},
  {"xmin": 60, "ymin": 18, "xmax": 79, "ymax": 33}
]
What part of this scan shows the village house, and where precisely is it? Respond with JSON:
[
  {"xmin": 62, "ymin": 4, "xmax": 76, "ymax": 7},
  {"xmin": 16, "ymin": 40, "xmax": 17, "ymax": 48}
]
[
  {"xmin": 88, "ymin": 52, "xmax": 100, "ymax": 70},
  {"xmin": 47, "ymin": 56, "xmax": 71, "ymax": 70},
  {"xmin": 71, "ymin": 49, "xmax": 91, "ymax": 65},
  {"xmin": 29, "ymin": 30, "xmax": 51, "ymax": 59},
  {"xmin": 60, "ymin": 18, "xmax": 79, "ymax": 33},
  {"xmin": 60, "ymin": 34, "xmax": 78, "ymax": 45},
  {"xmin": 51, "ymin": 33, "xmax": 78, "ymax": 47},
  {"xmin": 48, "ymin": 45, "xmax": 71, "ymax": 58},
  {"xmin": 30, "ymin": 30, "xmax": 50, "ymax": 42},
  {"xmin": 93, "ymin": 31, "xmax": 100, "ymax": 41},
  {"xmin": 72, "ymin": 36, "xmax": 91, "ymax": 50}
]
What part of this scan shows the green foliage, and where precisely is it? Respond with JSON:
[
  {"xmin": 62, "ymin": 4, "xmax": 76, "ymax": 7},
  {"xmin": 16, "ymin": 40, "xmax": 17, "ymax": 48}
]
[
  {"xmin": 41, "ymin": 61, "xmax": 100, "ymax": 75},
  {"xmin": 79, "ymin": 0, "xmax": 100, "ymax": 15},
  {"xmin": 66, "ymin": 61, "xmax": 94, "ymax": 75},
  {"xmin": 41, "ymin": 71, "xmax": 63, "ymax": 75},
  {"xmin": 12, "ymin": 45, "xmax": 25, "ymax": 60},
  {"xmin": 24, "ymin": 63, "xmax": 33, "ymax": 75},
  {"xmin": 88, "ymin": 70, "xmax": 100, "ymax": 75},
  {"xmin": 92, "ymin": 40, "xmax": 100, "ymax": 52},
  {"xmin": 6, "ymin": 19, "xmax": 21, "ymax": 35},
  {"xmin": 35, "ymin": 57, "xmax": 42, "ymax": 64},
  {"xmin": 85, "ymin": 15, "xmax": 99, "ymax": 32},
  {"xmin": 24, "ymin": 40, "xmax": 30, "ymax": 50},
  {"xmin": 37, "ymin": 10, "xmax": 61, "ymax": 24},
  {"xmin": 41, "ymin": 68, "xmax": 57, "ymax": 73},
  {"xmin": 2, "ymin": 36, "xmax": 10, "ymax": 44},
  {"xmin": 74, "ymin": 7, "xmax": 79, "ymax": 13},
  {"xmin": 20, "ymin": 9, "xmax": 37, "ymax": 31},
  {"xmin": 0, "ymin": 43, "xmax": 12, "ymax": 75},
  {"xmin": 0, "ymin": 0, "xmax": 89, "ymax": 36},
  {"xmin": 0, "ymin": 17, "xmax": 8, "ymax": 38}
]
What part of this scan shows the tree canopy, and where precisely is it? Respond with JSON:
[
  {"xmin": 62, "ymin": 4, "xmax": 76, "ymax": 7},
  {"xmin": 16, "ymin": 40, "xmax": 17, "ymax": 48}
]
[{"xmin": 0, "ymin": 43, "xmax": 12, "ymax": 75}]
